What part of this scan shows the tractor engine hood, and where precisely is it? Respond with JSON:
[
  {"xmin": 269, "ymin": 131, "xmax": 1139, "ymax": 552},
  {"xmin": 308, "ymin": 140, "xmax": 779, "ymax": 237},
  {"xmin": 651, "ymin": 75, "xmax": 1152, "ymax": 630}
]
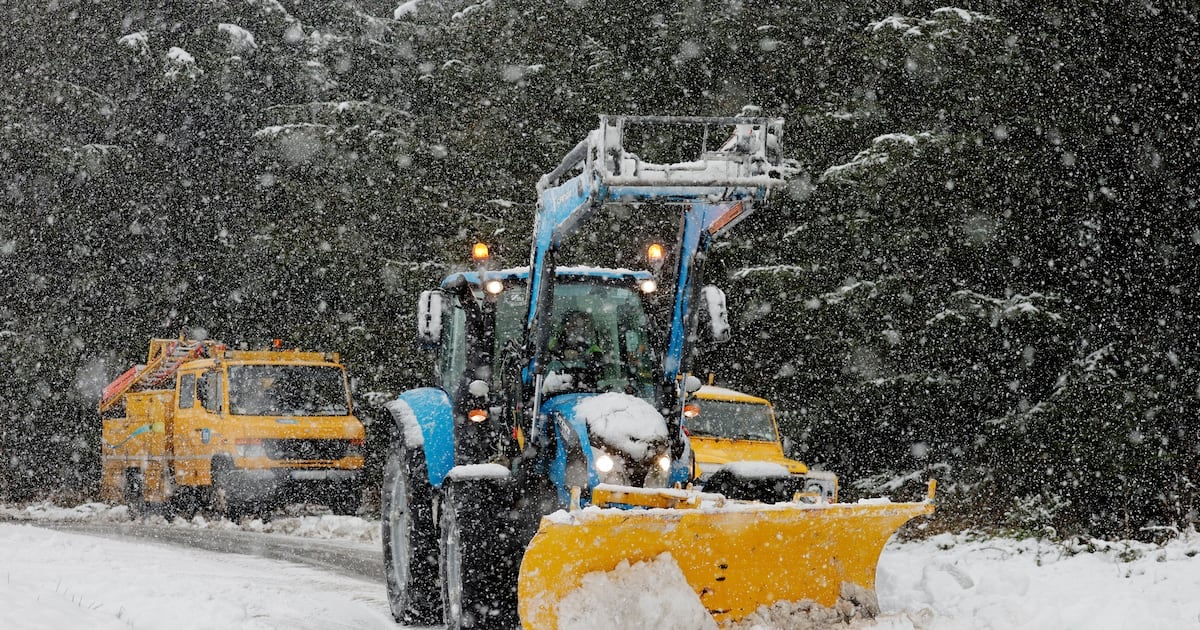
[{"xmin": 541, "ymin": 392, "xmax": 668, "ymax": 462}]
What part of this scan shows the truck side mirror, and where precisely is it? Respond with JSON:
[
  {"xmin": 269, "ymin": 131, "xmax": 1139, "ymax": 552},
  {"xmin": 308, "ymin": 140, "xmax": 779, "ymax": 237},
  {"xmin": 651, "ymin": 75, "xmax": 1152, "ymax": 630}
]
[
  {"xmin": 417, "ymin": 290, "xmax": 446, "ymax": 346},
  {"xmin": 699, "ymin": 285, "xmax": 731, "ymax": 343}
]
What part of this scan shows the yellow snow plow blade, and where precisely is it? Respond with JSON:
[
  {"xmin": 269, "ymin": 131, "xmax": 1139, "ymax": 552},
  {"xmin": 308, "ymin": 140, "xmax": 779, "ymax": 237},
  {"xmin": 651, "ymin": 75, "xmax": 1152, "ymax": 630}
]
[{"xmin": 518, "ymin": 481, "xmax": 935, "ymax": 628}]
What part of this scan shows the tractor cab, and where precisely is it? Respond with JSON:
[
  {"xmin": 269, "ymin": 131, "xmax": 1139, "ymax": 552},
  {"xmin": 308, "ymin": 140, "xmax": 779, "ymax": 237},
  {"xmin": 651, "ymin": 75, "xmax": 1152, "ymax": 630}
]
[{"xmin": 422, "ymin": 266, "xmax": 669, "ymax": 475}]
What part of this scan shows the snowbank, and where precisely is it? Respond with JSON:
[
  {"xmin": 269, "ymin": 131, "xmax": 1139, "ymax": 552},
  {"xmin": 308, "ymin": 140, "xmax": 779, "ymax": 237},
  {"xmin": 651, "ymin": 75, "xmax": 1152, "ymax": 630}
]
[
  {"xmin": 0, "ymin": 501, "xmax": 380, "ymax": 543},
  {"xmin": 873, "ymin": 531, "xmax": 1200, "ymax": 629}
]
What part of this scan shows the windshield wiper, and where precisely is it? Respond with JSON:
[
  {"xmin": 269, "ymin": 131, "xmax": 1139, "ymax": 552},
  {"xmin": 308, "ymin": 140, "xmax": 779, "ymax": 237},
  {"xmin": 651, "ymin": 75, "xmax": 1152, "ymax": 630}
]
[{"xmin": 728, "ymin": 433, "xmax": 772, "ymax": 441}]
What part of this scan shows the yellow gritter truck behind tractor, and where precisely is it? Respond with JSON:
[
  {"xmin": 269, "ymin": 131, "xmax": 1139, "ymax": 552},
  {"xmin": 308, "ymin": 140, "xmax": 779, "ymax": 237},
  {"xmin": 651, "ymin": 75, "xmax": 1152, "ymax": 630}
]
[
  {"xmin": 99, "ymin": 337, "xmax": 365, "ymax": 519},
  {"xmin": 685, "ymin": 382, "xmax": 839, "ymax": 503}
]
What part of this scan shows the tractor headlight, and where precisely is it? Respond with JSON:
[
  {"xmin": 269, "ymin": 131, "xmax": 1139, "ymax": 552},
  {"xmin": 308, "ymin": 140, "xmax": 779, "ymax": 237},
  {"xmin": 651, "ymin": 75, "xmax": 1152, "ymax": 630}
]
[
  {"xmin": 591, "ymin": 447, "xmax": 629, "ymax": 485},
  {"xmin": 656, "ymin": 454, "xmax": 671, "ymax": 472}
]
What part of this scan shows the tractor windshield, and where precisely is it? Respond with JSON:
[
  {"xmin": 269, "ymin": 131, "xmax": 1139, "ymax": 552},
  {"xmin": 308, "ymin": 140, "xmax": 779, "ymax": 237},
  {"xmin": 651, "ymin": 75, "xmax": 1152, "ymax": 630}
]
[
  {"xmin": 687, "ymin": 399, "xmax": 778, "ymax": 442},
  {"xmin": 227, "ymin": 365, "xmax": 350, "ymax": 416},
  {"xmin": 540, "ymin": 282, "xmax": 658, "ymax": 401}
]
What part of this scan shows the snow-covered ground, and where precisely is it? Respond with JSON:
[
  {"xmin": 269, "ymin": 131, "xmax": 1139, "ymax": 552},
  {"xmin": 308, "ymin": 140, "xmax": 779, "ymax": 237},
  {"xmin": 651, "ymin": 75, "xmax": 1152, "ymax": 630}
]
[
  {"xmin": 0, "ymin": 521, "xmax": 393, "ymax": 630},
  {"xmin": 0, "ymin": 500, "xmax": 380, "ymax": 543},
  {"xmin": 3, "ymin": 501, "xmax": 1200, "ymax": 629},
  {"xmin": 872, "ymin": 532, "xmax": 1200, "ymax": 630}
]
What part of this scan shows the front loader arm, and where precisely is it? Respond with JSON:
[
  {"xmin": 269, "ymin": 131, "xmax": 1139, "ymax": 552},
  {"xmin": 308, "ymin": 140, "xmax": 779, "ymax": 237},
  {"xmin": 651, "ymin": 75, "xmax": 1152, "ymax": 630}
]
[{"xmin": 524, "ymin": 114, "xmax": 794, "ymax": 399}]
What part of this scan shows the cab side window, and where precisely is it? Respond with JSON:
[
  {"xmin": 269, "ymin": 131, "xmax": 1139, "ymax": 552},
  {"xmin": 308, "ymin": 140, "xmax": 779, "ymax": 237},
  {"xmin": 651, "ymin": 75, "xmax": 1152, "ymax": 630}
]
[
  {"xmin": 197, "ymin": 370, "xmax": 222, "ymax": 413},
  {"xmin": 178, "ymin": 373, "xmax": 197, "ymax": 409}
]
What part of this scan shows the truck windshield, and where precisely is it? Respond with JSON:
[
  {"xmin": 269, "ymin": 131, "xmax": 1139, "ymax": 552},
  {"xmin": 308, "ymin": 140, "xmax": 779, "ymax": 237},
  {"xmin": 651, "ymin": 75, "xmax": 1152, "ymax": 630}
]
[
  {"xmin": 227, "ymin": 365, "xmax": 350, "ymax": 416},
  {"xmin": 688, "ymin": 400, "xmax": 777, "ymax": 442}
]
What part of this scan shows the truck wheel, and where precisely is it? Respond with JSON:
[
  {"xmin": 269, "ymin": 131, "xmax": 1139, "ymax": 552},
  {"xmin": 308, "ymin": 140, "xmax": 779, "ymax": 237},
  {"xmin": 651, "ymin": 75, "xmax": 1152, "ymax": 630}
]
[
  {"xmin": 124, "ymin": 469, "xmax": 146, "ymax": 518},
  {"xmin": 439, "ymin": 477, "xmax": 520, "ymax": 630},
  {"xmin": 328, "ymin": 480, "xmax": 363, "ymax": 516},
  {"xmin": 171, "ymin": 486, "xmax": 200, "ymax": 520},
  {"xmin": 382, "ymin": 443, "xmax": 441, "ymax": 624},
  {"xmin": 210, "ymin": 458, "xmax": 246, "ymax": 522}
]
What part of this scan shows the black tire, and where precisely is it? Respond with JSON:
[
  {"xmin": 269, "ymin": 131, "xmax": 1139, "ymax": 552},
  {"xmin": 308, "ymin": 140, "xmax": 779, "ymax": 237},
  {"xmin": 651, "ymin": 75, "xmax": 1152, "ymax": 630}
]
[
  {"xmin": 124, "ymin": 468, "xmax": 146, "ymax": 518},
  {"xmin": 170, "ymin": 485, "xmax": 201, "ymax": 520},
  {"xmin": 210, "ymin": 458, "xmax": 247, "ymax": 522},
  {"xmin": 439, "ymin": 476, "xmax": 520, "ymax": 630},
  {"xmin": 328, "ymin": 480, "xmax": 363, "ymax": 516},
  {"xmin": 382, "ymin": 443, "xmax": 442, "ymax": 625}
]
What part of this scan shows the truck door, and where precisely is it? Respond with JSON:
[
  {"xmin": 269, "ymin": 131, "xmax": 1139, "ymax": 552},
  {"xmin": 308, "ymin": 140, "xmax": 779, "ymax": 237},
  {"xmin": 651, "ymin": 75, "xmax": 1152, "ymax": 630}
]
[
  {"xmin": 175, "ymin": 369, "xmax": 223, "ymax": 485},
  {"xmin": 172, "ymin": 371, "xmax": 205, "ymax": 485}
]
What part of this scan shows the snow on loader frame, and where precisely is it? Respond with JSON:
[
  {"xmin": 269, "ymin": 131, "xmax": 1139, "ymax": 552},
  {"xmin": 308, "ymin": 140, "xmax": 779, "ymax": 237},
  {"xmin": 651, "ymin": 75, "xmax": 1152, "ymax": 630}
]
[{"xmin": 381, "ymin": 110, "xmax": 935, "ymax": 629}]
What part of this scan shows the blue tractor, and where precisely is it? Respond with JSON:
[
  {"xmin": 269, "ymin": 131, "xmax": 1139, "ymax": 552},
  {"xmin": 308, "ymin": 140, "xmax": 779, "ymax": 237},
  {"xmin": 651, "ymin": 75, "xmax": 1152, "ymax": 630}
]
[{"xmin": 379, "ymin": 112, "xmax": 931, "ymax": 629}]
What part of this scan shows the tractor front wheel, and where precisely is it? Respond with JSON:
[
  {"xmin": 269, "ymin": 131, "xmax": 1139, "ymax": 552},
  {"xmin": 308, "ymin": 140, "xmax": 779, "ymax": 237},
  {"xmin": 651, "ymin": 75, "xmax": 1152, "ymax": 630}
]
[{"xmin": 438, "ymin": 476, "xmax": 520, "ymax": 630}]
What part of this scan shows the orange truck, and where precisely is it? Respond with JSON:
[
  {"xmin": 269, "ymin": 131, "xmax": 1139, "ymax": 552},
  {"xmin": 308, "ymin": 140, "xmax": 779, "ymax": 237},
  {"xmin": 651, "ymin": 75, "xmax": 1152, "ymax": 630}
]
[{"xmin": 99, "ymin": 338, "xmax": 365, "ymax": 519}]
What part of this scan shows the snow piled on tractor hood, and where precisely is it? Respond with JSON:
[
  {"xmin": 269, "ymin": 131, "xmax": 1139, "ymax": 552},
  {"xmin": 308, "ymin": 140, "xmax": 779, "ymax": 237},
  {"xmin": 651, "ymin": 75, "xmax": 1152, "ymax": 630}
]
[{"xmin": 573, "ymin": 393, "xmax": 668, "ymax": 460}]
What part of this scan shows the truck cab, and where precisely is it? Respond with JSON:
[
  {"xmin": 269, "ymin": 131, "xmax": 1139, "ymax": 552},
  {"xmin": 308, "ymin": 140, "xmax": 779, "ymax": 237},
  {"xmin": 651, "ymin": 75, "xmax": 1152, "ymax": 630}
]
[
  {"xmin": 686, "ymin": 384, "xmax": 837, "ymax": 502},
  {"xmin": 100, "ymin": 339, "xmax": 365, "ymax": 518},
  {"xmin": 172, "ymin": 348, "xmax": 365, "ymax": 515},
  {"xmin": 686, "ymin": 385, "xmax": 807, "ymax": 478}
]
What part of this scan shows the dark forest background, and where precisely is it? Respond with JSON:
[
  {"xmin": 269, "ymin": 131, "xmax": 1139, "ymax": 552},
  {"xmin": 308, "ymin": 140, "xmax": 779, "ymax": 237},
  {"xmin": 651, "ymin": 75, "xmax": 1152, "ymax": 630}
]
[{"xmin": 1, "ymin": 0, "xmax": 1197, "ymax": 539}]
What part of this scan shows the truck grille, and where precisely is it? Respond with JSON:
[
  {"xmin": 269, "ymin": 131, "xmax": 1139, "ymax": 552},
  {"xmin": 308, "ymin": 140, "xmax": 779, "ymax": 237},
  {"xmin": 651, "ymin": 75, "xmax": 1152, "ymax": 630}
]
[{"xmin": 263, "ymin": 439, "xmax": 348, "ymax": 461}]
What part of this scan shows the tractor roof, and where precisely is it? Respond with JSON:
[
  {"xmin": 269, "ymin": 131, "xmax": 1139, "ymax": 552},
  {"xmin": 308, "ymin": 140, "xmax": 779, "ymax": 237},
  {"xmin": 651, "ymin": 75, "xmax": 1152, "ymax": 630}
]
[{"xmin": 440, "ymin": 266, "xmax": 651, "ymax": 290}]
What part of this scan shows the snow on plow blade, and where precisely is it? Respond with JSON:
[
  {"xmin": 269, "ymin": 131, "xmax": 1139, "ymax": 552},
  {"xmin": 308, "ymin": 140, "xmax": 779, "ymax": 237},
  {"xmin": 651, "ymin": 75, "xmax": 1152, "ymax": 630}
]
[{"xmin": 517, "ymin": 482, "xmax": 935, "ymax": 628}]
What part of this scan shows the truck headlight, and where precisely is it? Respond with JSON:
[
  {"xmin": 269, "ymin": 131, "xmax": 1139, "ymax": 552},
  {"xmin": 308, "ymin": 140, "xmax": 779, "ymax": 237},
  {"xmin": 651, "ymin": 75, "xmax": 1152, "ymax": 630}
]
[
  {"xmin": 235, "ymin": 438, "xmax": 265, "ymax": 457},
  {"xmin": 655, "ymin": 454, "xmax": 671, "ymax": 472},
  {"xmin": 595, "ymin": 454, "xmax": 615, "ymax": 473}
]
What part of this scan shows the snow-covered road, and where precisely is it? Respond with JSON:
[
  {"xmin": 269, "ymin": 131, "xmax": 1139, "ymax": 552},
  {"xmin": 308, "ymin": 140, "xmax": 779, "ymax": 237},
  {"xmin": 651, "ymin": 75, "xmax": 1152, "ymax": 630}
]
[
  {"xmin": 0, "ymin": 522, "xmax": 397, "ymax": 630},
  {"xmin": 3, "ymin": 502, "xmax": 1200, "ymax": 629}
]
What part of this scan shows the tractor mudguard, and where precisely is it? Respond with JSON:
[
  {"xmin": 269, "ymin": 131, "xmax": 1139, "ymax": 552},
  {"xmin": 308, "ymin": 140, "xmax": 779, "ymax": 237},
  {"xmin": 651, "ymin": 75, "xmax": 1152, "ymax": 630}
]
[{"xmin": 388, "ymin": 388, "xmax": 456, "ymax": 487}]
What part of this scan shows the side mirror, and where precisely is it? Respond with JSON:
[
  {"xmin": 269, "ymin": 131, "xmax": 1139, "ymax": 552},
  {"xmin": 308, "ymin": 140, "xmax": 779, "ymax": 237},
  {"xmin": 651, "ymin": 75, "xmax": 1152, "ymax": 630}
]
[
  {"xmin": 781, "ymin": 435, "xmax": 794, "ymax": 456},
  {"xmin": 683, "ymin": 374, "xmax": 703, "ymax": 394},
  {"xmin": 417, "ymin": 290, "xmax": 446, "ymax": 346},
  {"xmin": 699, "ymin": 285, "xmax": 731, "ymax": 343}
]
